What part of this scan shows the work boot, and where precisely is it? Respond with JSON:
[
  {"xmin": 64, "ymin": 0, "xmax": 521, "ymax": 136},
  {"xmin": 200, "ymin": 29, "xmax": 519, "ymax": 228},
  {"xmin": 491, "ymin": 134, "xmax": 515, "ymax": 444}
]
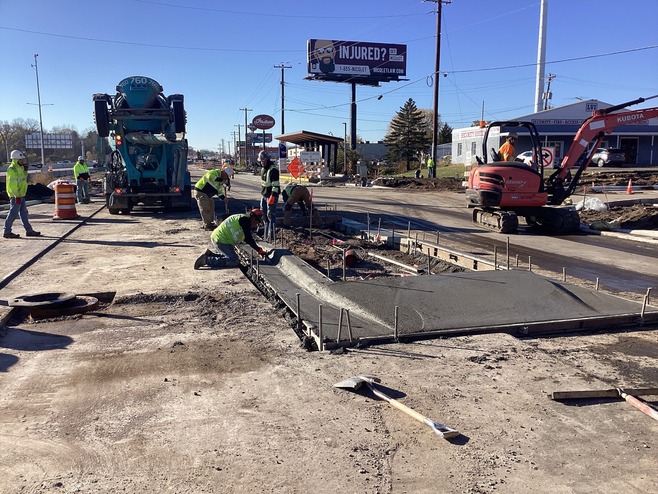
[
  {"xmin": 206, "ymin": 254, "xmax": 226, "ymax": 268},
  {"xmin": 26, "ymin": 230, "xmax": 41, "ymax": 237},
  {"xmin": 194, "ymin": 250, "xmax": 210, "ymax": 270},
  {"xmin": 3, "ymin": 232, "xmax": 20, "ymax": 239},
  {"xmin": 203, "ymin": 222, "xmax": 217, "ymax": 231}
]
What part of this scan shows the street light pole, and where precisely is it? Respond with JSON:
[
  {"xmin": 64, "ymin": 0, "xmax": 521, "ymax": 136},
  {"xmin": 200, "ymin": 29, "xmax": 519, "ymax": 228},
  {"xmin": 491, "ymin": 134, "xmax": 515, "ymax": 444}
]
[{"xmin": 31, "ymin": 54, "xmax": 46, "ymax": 166}]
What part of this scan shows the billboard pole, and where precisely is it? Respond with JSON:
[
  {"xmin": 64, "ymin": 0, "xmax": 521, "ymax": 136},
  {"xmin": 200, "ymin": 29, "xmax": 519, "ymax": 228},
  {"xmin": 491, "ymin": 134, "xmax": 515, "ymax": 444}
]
[
  {"xmin": 350, "ymin": 83, "xmax": 357, "ymax": 174},
  {"xmin": 240, "ymin": 108, "xmax": 252, "ymax": 167}
]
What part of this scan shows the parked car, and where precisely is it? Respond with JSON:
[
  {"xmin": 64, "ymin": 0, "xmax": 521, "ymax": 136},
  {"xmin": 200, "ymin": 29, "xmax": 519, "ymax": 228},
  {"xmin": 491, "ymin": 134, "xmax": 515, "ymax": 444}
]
[
  {"xmin": 590, "ymin": 148, "xmax": 625, "ymax": 167},
  {"xmin": 515, "ymin": 150, "xmax": 555, "ymax": 169}
]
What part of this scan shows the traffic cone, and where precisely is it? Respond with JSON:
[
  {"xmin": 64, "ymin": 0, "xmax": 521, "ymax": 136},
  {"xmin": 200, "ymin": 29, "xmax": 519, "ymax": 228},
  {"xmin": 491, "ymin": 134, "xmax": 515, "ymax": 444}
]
[{"xmin": 626, "ymin": 178, "xmax": 633, "ymax": 195}]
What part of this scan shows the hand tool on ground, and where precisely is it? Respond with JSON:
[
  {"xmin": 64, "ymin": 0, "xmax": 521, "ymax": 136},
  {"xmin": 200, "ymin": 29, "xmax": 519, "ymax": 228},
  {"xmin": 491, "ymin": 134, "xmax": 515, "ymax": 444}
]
[
  {"xmin": 334, "ymin": 375, "xmax": 459, "ymax": 439},
  {"xmin": 550, "ymin": 387, "xmax": 658, "ymax": 422}
]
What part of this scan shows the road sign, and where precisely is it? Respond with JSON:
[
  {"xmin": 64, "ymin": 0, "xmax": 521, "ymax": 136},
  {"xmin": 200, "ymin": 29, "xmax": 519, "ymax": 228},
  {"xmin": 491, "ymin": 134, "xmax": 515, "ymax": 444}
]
[
  {"xmin": 541, "ymin": 147, "xmax": 555, "ymax": 167},
  {"xmin": 287, "ymin": 157, "xmax": 304, "ymax": 178}
]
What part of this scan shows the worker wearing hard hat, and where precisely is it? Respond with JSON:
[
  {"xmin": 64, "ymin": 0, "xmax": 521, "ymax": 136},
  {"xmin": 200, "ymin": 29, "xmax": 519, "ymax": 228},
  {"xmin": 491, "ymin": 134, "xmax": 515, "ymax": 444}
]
[
  {"xmin": 194, "ymin": 208, "xmax": 270, "ymax": 269},
  {"xmin": 73, "ymin": 156, "xmax": 91, "ymax": 204},
  {"xmin": 193, "ymin": 166, "xmax": 231, "ymax": 230},
  {"xmin": 498, "ymin": 132, "xmax": 518, "ymax": 161},
  {"xmin": 281, "ymin": 183, "xmax": 320, "ymax": 227},
  {"xmin": 259, "ymin": 151, "xmax": 280, "ymax": 242},
  {"xmin": 3, "ymin": 150, "xmax": 41, "ymax": 239}
]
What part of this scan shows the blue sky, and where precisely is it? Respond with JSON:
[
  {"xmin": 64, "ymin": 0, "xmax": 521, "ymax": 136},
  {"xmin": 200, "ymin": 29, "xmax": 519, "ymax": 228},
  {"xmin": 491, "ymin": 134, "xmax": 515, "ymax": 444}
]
[{"xmin": 1, "ymin": 0, "xmax": 657, "ymax": 153}]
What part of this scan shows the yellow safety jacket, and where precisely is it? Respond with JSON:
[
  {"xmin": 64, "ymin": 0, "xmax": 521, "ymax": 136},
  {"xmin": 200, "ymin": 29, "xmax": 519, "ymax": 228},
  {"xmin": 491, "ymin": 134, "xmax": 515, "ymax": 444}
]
[
  {"xmin": 195, "ymin": 169, "xmax": 223, "ymax": 196},
  {"xmin": 6, "ymin": 160, "xmax": 28, "ymax": 198},
  {"xmin": 73, "ymin": 161, "xmax": 90, "ymax": 180},
  {"xmin": 260, "ymin": 164, "xmax": 280, "ymax": 197},
  {"xmin": 211, "ymin": 214, "xmax": 245, "ymax": 245}
]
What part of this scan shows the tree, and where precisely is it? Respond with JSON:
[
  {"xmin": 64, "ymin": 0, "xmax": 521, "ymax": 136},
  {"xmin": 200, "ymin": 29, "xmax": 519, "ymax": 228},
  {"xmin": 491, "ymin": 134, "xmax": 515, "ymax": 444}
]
[
  {"xmin": 384, "ymin": 98, "xmax": 431, "ymax": 171},
  {"xmin": 438, "ymin": 122, "xmax": 453, "ymax": 144}
]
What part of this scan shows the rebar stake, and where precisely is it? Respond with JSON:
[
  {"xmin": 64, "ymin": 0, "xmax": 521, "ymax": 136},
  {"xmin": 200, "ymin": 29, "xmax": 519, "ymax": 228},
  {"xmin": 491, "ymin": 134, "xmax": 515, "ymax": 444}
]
[
  {"xmin": 346, "ymin": 309, "xmax": 353, "ymax": 342},
  {"xmin": 407, "ymin": 220, "xmax": 411, "ymax": 239},
  {"xmin": 506, "ymin": 237, "xmax": 510, "ymax": 270},
  {"xmin": 596, "ymin": 277, "xmax": 600, "ymax": 290},
  {"xmin": 342, "ymin": 249, "xmax": 346, "ymax": 281},
  {"xmin": 562, "ymin": 267, "xmax": 567, "ymax": 282},
  {"xmin": 493, "ymin": 246, "xmax": 498, "ymax": 270},
  {"xmin": 528, "ymin": 256, "xmax": 532, "ymax": 272},
  {"xmin": 296, "ymin": 293, "xmax": 302, "ymax": 334},
  {"xmin": 326, "ymin": 259, "xmax": 331, "ymax": 279},
  {"xmin": 318, "ymin": 304, "xmax": 324, "ymax": 352},
  {"xmin": 394, "ymin": 306, "xmax": 399, "ymax": 342},
  {"xmin": 337, "ymin": 308, "xmax": 344, "ymax": 343},
  {"xmin": 427, "ymin": 255, "xmax": 431, "ymax": 275},
  {"xmin": 646, "ymin": 287, "xmax": 652, "ymax": 306}
]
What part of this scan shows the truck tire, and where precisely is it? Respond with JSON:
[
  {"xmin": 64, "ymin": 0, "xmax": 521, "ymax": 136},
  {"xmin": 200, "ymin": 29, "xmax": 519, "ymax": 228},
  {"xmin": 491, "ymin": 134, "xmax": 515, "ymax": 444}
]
[
  {"xmin": 173, "ymin": 100, "xmax": 186, "ymax": 133},
  {"xmin": 95, "ymin": 100, "xmax": 110, "ymax": 137}
]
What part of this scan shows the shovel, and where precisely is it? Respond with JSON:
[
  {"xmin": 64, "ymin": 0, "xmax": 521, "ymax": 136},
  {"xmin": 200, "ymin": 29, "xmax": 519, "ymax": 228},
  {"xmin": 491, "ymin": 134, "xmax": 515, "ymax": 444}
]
[{"xmin": 334, "ymin": 375, "xmax": 459, "ymax": 439}]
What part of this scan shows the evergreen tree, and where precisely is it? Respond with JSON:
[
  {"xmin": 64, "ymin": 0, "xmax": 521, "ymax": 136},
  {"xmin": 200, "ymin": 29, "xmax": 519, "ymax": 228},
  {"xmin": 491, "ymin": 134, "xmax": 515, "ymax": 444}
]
[
  {"xmin": 438, "ymin": 122, "xmax": 453, "ymax": 144},
  {"xmin": 384, "ymin": 98, "xmax": 431, "ymax": 171}
]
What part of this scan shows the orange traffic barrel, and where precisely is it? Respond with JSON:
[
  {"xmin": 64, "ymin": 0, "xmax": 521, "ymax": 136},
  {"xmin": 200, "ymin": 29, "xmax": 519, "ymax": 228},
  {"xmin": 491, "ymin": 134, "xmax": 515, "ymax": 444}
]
[{"xmin": 53, "ymin": 181, "xmax": 79, "ymax": 219}]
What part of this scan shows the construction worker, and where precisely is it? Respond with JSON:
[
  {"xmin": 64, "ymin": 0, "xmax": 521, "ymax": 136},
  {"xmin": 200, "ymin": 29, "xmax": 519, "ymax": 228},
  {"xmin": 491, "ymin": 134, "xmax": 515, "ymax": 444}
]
[
  {"xmin": 193, "ymin": 167, "xmax": 231, "ymax": 230},
  {"xmin": 73, "ymin": 156, "xmax": 91, "ymax": 204},
  {"xmin": 498, "ymin": 132, "xmax": 518, "ymax": 161},
  {"xmin": 3, "ymin": 150, "xmax": 41, "ymax": 239},
  {"xmin": 194, "ymin": 208, "xmax": 269, "ymax": 269},
  {"xmin": 259, "ymin": 150, "xmax": 280, "ymax": 242},
  {"xmin": 281, "ymin": 183, "xmax": 320, "ymax": 227},
  {"xmin": 426, "ymin": 156, "xmax": 435, "ymax": 178}
]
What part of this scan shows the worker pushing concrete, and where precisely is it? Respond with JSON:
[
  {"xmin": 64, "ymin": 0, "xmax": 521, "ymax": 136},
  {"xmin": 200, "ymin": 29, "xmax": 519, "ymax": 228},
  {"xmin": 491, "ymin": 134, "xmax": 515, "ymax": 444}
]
[
  {"xmin": 281, "ymin": 183, "xmax": 320, "ymax": 227},
  {"xmin": 194, "ymin": 208, "xmax": 270, "ymax": 269}
]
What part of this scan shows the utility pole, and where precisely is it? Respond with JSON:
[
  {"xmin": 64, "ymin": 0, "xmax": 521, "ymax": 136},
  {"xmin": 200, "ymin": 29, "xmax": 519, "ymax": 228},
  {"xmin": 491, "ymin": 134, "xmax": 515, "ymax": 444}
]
[
  {"xmin": 231, "ymin": 130, "xmax": 239, "ymax": 163},
  {"xmin": 428, "ymin": 1, "xmax": 451, "ymax": 167},
  {"xmin": 234, "ymin": 125, "xmax": 241, "ymax": 166},
  {"xmin": 543, "ymin": 73, "xmax": 556, "ymax": 111},
  {"xmin": 343, "ymin": 122, "xmax": 347, "ymax": 175},
  {"xmin": 274, "ymin": 63, "xmax": 292, "ymax": 135},
  {"xmin": 240, "ymin": 108, "xmax": 252, "ymax": 167},
  {"xmin": 31, "ymin": 54, "xmax": 46, "ymax": 167}
]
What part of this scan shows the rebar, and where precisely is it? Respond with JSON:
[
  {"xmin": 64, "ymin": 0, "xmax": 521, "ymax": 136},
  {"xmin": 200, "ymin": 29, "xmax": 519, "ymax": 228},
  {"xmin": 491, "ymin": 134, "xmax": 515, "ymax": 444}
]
[
  {"xmin": 318, "ymin": 304, "xmax": 324, "ymax": 351},
  {"xmin": 296, "ymin": 293, "xmax": 302, "ymax": 333},
  {"xmin": 394, "ymin": 306, "xmax": 399, "ymax": 341}
]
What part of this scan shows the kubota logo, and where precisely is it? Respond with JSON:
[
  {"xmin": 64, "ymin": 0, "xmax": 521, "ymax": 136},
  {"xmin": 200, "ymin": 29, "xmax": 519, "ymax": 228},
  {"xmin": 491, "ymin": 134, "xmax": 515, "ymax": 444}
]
[
  {"xmin": 505, "ymin": 179, "xmax": 527, "ymax": 186},
  {"xmin": 616, "ymin": 113, "xmax": 643, "ymax": 123},
  {"xmin": 252, "ymin": 114, "xmax": 275, "ymax": 130}
]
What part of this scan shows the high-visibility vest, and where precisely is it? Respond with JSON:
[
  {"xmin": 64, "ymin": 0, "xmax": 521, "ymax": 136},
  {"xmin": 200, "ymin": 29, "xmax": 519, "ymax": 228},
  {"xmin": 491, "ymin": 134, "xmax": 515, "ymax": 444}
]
[
  {"xmin": 6, "ymin": 160, "xmax": 28, "ymax": 198},
  {"xmin": 211, "ymin": 214, "xmax": 245, "ymax": 245}
]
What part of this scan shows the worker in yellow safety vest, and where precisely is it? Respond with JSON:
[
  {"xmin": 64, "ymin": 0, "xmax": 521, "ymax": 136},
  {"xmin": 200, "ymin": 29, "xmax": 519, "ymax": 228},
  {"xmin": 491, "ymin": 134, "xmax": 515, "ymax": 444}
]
[
  {"xmin": 73, "ymin": 156, "xmax": 91, "ymax": 204},
  {"xmin": 259, "ymin": 151, "xmax": 280, "ymax": 242},
  {"xmin": 193, "ymin": 167, "xmax": 231, "ymax": 230},
  {"xmin": 3, "ymin": 150, "xmax": 41, "ymax": 239},
  {"xmin": 194, "ymin": 209, "xmax": 270, "ymax": 269},
  {"xmin": 281, "ymin": 183, "xmax": 321, "ymax": 226}
]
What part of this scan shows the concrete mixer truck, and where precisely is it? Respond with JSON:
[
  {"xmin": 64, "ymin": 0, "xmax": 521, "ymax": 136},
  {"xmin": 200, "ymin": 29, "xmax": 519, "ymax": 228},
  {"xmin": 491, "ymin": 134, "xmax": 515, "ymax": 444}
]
[{"xmin": 93, "ymin": 76, "xmax": 192, "ymax": 214}]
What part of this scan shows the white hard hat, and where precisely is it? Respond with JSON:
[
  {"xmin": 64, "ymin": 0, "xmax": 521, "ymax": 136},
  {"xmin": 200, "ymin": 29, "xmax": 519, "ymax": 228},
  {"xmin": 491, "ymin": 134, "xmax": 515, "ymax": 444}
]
[
  {"xmin": 78, "ymin": 155, "xmax": 84, "ymax": 161},
  {"xmin": 10, "ymin": 150, "xmax": 26, "ymax": 160}
]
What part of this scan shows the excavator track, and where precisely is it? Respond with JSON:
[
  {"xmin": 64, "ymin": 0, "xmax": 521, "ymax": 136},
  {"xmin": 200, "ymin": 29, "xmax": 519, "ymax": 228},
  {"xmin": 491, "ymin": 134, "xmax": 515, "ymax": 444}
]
[
  {"xmin": 523, "ymin": 207, "xmax": 581, "ymax": 234},
  {"xmin": 473, "ymin": 208, "xmax": 519, "ymax": 234}
]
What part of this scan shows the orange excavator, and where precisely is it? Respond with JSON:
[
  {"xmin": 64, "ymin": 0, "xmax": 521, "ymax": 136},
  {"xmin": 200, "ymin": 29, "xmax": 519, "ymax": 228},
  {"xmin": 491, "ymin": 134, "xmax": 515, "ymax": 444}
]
[{"xmin": 465, "ymin": 95, "xmax": 658, "ymax": 234}]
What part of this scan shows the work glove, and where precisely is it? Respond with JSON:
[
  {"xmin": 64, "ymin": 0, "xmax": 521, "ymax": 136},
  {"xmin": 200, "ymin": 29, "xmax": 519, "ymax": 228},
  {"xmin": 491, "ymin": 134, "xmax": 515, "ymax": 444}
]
[
  {"xmin": 257, "ymin": 248, "xmax": 267, "ymax": 257},
  {"xmin": 15, "ymin": 197, "xmax": 22, "ymax": 205},
  {"xmin": 267, "ymin": 195, "xmax": 276, "ymax": 206}
]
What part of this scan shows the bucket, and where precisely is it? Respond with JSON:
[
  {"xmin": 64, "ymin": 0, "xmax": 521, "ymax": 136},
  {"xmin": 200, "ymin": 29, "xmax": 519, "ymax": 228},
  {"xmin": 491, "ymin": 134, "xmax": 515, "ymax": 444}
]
[
  {"xmin": 53, "ymin": 181, "xmax": 78, "ymax": 220},
  {"xmin": 344, "ymin": 249, "xmax": 360, "ymax": 267}
]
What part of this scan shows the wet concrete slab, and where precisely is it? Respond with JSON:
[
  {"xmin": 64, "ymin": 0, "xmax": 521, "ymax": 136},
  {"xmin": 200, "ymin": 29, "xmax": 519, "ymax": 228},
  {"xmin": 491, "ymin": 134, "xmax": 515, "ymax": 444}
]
[{"xmin": 252, "ymin": 246, "xmax": 658, "ymax": 347}]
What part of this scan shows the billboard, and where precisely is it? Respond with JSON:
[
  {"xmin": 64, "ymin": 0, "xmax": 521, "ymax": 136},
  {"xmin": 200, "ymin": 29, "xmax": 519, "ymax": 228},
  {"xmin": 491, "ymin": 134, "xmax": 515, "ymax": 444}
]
[
  {"xmin": 307, "ymin": 39, "xmax": 407, "ymax": 85},
  {"xmin": 25, "ymin": 133, "xmax": 73, "ymax": 149}
]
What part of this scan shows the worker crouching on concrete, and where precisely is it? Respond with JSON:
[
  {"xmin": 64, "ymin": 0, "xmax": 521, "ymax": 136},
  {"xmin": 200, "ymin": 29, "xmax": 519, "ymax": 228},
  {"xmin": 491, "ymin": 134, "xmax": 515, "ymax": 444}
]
[
  {"xmin": 282, "ymin": 183, "xmax": 321, "ymax": 227},
  {"xmin": 194, "ymin": 208, "xmax": 269, "ymax": 269},
  {"xmin": 193, "ymin": 167, "xmax": 231, "ymax": 230},
  {"xmin": 3, "ymin": 150, "xmax": 41, "ymax": 239}
]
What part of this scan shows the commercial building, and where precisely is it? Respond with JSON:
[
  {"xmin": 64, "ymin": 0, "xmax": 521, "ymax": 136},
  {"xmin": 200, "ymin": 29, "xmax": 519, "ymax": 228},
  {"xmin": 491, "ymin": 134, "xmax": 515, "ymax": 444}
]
[{"xmin": 452, "ymin": 99, "xmax": 658, "ymax": 166}]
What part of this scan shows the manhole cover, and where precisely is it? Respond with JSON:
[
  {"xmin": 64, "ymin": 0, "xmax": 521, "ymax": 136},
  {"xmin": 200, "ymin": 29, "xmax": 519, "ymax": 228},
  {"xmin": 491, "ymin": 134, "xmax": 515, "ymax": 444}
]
[
  {"xmin": 9, "ymin": 292, "xmax": 76, "ymax": 307},
  {"xmin": 29, "ymin": 296, "xmax": 100, "ymax": 319}
]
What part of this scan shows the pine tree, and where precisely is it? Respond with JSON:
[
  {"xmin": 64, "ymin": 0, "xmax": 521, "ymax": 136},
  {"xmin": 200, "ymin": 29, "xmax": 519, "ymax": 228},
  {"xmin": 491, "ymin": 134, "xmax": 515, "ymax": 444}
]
[
  {"xmin": 384, "ymin": 98, "xmax": 431, "ymax": 171},
  {"xmin": 438, "ymin": 122, "xmax": 453, "ymax": 144}
]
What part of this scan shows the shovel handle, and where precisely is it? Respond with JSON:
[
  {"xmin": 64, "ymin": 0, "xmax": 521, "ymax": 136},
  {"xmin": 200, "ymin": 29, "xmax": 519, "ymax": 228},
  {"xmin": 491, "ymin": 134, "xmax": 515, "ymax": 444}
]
[
  {"xmin": 368, "ymin": 384, "xmax": 459, "ymax": 438},
  {"xmin": 620, "ymin": 391, "xmax": 658, "ymax": 422}
]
